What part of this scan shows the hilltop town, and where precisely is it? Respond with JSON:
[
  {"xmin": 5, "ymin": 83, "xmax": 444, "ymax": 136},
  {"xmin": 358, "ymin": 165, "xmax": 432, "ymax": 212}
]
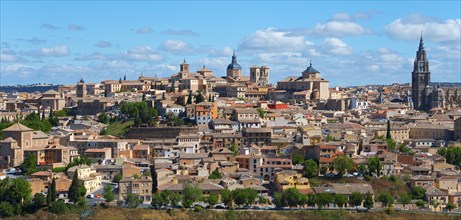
[{"xmin": 1, "ymin": 38, "xmax": 461, "ymax": 218}]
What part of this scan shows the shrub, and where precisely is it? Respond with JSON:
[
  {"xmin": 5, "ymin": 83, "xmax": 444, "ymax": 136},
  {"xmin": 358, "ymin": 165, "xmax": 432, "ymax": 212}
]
[
  {"xmin": 385, "ymin": 205, "xmax": 394, "ymax": 215},
  {"xmin": 388, "ymin": 175, "xmax": 397, "ymax": 182},
  {"xmin": 49, "ymin": 200, "xmax": 69, "ymax": 215},
  {"xmin": 0, "ymin": 201, "xmax": 15, "ymax": 218}
]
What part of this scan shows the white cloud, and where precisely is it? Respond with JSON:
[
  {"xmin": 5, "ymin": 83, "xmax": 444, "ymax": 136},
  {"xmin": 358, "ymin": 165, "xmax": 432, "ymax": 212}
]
[
  {"xmin": 161, "ymin": 29, "xmax": 198, "ymax": 36},
  {"xmin": 94, "ymin": 41, "xmax": 112, "ymax": 48},
  {"xmin": 385, "ymin": 14, "xmax": 461, "ymax": 42},
  {"xmin": 332, "ymin": 13, "xmax": 352, "ymax": 21},
  {"xmin": 122, "ymin": 46, "xmax": 163, "ymax": 61},
  {"xmin": 153, "ymin": 64, "xmax": 177, "ymax": 74},
  {"xmin": 312, "ymin": 21, "xmax": 371, "ymax": 37},
  {"xmin": 67, "ymin": 24, "xmax": 85, "ymax": 31},
  {"xmin": 39, "ymin": 45, "xmax": 70, "ymax": 56},
  {"xmin": 40, "ymin": 23, "xmax": 59, "ymax": 30},
  {"xmin": 21, "ymin": 45, "xmax": 70, "ymax": 58},
  {"xmin": 239, "ymin": 28, "xmax": 309, "ymax": 52},
  {"xmin": 323, "ymin": 38, "xmax": 353, "ymax": 55},
  {"xmin": 74, "ymin": 52, "xmax": 114, "ymax": 61},
  {"xmin": 0, "ymin": 48, "xmax": 18, "ymax": 62},
  {"xmin": 209, "ymin": 46, "xmax": 234, "ymax": 57},
  {"xmin": 136, "ymin": 26, "xmax": 152, "ymax": 34},
  {"xmin": 159, "ymin": 40, "xmax": 194, "ymax": 55}
]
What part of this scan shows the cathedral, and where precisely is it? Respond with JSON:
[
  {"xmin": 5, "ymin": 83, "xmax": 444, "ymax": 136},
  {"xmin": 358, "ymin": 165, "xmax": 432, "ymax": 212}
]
[{"xmin": 411, "ymin": 35, "xmax": 461, "ymax": 111}]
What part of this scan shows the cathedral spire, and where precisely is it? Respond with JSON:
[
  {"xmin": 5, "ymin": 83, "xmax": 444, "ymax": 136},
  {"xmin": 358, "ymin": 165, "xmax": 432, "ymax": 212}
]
[
  {"xmin": 232, "ymin": 50, "xmax": 237, "ymax": 63},
  {"xmin": 419, "ymin": 32, "xmax": 424, "ymax": 50}
]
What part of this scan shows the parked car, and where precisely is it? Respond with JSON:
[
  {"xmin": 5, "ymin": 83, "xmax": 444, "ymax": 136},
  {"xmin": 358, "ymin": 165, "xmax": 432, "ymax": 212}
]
[{"xmin": 87, "ymin": 194, "xmax": 94, "ymax": 199}]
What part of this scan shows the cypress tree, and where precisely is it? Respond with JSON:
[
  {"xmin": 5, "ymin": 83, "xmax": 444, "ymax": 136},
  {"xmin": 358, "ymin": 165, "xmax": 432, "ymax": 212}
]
[
  {"xmin": 47, "ymin": 178, "xmax": 57, "ymax": 205},
  {"xmin": 208, "ymin": 94, "xmax": 212, "ymax": 102},
  {"xmin": 49, "ymin": 109, "xmax": 53, "ymax": 119},
  {"xmin": 386, "ymin": 119, "xmax": 392, "ymax": 139},
  {"xmin": 68, "ymin": 171, "xmax": 80, "ymax": 203},
  {"xmin": 41, "ymin": 110, "xmax": 45, "ymax": 120},
  {"xmin": 186, "ymin": 91, "xmax": 193, "ymax": 105},
  {"xmin": 50, "ymin": 178, "xmax": 57, "ymax": 202}
]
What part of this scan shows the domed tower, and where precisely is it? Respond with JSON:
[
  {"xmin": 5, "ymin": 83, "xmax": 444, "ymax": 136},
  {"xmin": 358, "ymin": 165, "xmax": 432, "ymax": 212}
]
[
  {"xmin": 302, "ymin": 61, "xmax": 320, "ymax": 79},
  {"xmin": 227, "ymin": 51, "xmax": 242, "ymax": 79}
]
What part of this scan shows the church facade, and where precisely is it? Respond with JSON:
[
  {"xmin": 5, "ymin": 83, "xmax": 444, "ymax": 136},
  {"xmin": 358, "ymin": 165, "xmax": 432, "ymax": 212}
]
[{"xmin": 411, "ymin": 36, "xmax": 461, "ymax": 111}]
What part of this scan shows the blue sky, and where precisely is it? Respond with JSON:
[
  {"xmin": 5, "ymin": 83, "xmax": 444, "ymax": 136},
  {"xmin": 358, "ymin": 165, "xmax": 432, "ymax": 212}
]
[{"xmin": 1, "ymin": 1, "xmax": 460, "ymax": 86}]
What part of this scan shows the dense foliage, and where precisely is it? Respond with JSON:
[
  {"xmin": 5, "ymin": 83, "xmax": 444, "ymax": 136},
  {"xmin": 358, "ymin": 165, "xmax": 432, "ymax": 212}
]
[
  {"xmin": 120, "ymin": 102, "xmax": 158, "ymax": 126},
  {"xmin": 208, "ymin": 168, "xmax": 223, "ymax": 179},
  {"xmin": 333, "ymin": 155, "xmax": 353, "ymax": 177},
  {"xmin": 438, "ymin": 146, "xmax": 461, "ymax": 166}
]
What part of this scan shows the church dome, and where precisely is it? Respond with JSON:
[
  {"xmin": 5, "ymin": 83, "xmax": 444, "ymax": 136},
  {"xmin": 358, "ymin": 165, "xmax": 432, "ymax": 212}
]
[
  {"xmin": 227, "ymin": 51, "xmax": 242, "ymax": 70},
  {"xmin": 302, "ymin": 61, "xmax": 320, "ymax": 74}
]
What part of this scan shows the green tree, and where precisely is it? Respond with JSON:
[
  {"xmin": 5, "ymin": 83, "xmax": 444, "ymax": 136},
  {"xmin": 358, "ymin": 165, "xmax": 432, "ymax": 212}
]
[
  {"xmin": 273, "ymin": 192, "xmax": 284, "ymax": 208},
  {"xmin": 334, "ymin": 194, "xmax": 348, "ymax": 208},
  {"xmin": 195, "ymin": 91, "xmax": 204, "ymax": 104},
  {"xmin": 33, "ymin": 193, "xmax": 46, "ymax": 207},
  {"xmin": 378, "ymin": 192, "xmax": 394, "ymax": 207},
  {"xmin": 446, "ymin": 202, "xmax": 456, "ymax": 212},
  {"xmin": 325, "ymin": 134, "xmax": 336, "ymax": 142},
  {"xmin": 358, "ymin": 164, "xmax": 368, "ymax": 175},
  {"xmin": 398, "ymin": 143, "xmax": 412, "ymax": 154},
  {"xmin": 228, "ymin": 144, "xmax": 238, "ymax": 156},
  {"xmin": 232, "ymin": 188, "xmax": 258, "ymax": 207},
  {"xmin": 411, "ymin": 186, "xmax": 426, "ymax": 200},
  {"xmin": 125, "ymin": 193, "xmax": 142, "ymax": 208},
  {"xmin": 256, "ymin": 108, "xmax": 265, "ymax": 118},
  {"xmin": 186, "ymin": 91, "xmax": 193, "ymax": 105},
  {"xmin": 315, "ymin": 193, "xmax": 334, "ymax": 209},
  {"xmin": 291, "ymin": 152, "xmax": 304, "ymax": 165},
  {"xmin": 20, "ymin": 153, "xmax": 38, "ymax": 175},
  {"xmin": 367, "ymin": 156, "xmax": 382, "ymax": 177},
  {"xmin": 282, "ymin": 188, "xmax": 302, "ymax": 209},
  {"xmin": 98, "ymin": 113, "xmax": 110, "ymax": 124},
  {"xmin": 303, "ymin": 159, "xmax": 318, "ymax": 178},
  {"xmin": 208, "ymin": 168, "xmax": 223, "ymax": 179},
  {"xmin": 48, "ymin": 200, "xmax": 69, "ymax": 214},
  {"xmin": 103, "ymin": 184, "xmax": 115, "ymax": 203},
  {"xmin": 415, "ymin": 200, "xmax": 425, "ymax": 209},
  {"xmin": 120, "ymin": 102, "xmax": 158, "ymax": 126},
  {"xmin": 9, "ymin": 177, "xmax": 32, "ymax": 206},
  {"xmin": 386, "ymin": 138, "xmax": 396, "ymax": 152},
  {"xmin": 364, "ymin": 192, "xmax": 374, "ymax": 210},
  {"xmin": 151, "ymin": 192, "xmax": 167, "ymax": 209},
  {"xmin": 68, "ymin": 172, "xmax": 81, "ymax": 203},
  {"xmin": 54, "ymin": 110, "xmax": 67, "ymax": 117},
  {"xmin": 333, "ymin": 155, "xmax": 353, "ymax": 177},
  {"xmin": 47, "ymin": 178, "xmax": 57, "ymax": 205},
  {"xmin": 386, "ymin": 120, "xmax": 392, "ymax": 139},
  {"xmin": 0, "ymin": 201, "xmax": 15, "ymax": 218},
  {"xmin": 207, "ymin": 192, "xmax": 219, "ymax": 206},
  {"xmin": 182, "ymin": 182, "xmax": 203, "ymax": 208},
  {"xmin": 438, "ymin": 146, "xmax": 461, "ymax": 166},
  {"xmin": 221, "ymin": 189, "xmax": 233, "ymax": 207},
  {"xmin": 349, "ymin": 192, "xmax": 364, "ymax": 209},
  {"xmin": 113, "ymin": 173, "xmax": 122, "ymax": 183},
  {"xmin": 399, "ymin": 193, "xmax": 412, "ymax": 210}
]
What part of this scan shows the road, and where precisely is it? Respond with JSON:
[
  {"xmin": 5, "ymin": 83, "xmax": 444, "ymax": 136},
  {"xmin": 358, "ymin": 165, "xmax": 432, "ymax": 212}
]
[{"xmin": 86, "ymin": 180, "xmax": 118, "ymax": 206}]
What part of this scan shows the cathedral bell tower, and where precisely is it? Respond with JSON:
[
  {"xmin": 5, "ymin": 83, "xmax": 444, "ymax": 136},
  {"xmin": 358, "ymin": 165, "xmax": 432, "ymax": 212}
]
[{"xmin": 411, "ymin": 34, "xmax": 431, "ymax": 111}]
